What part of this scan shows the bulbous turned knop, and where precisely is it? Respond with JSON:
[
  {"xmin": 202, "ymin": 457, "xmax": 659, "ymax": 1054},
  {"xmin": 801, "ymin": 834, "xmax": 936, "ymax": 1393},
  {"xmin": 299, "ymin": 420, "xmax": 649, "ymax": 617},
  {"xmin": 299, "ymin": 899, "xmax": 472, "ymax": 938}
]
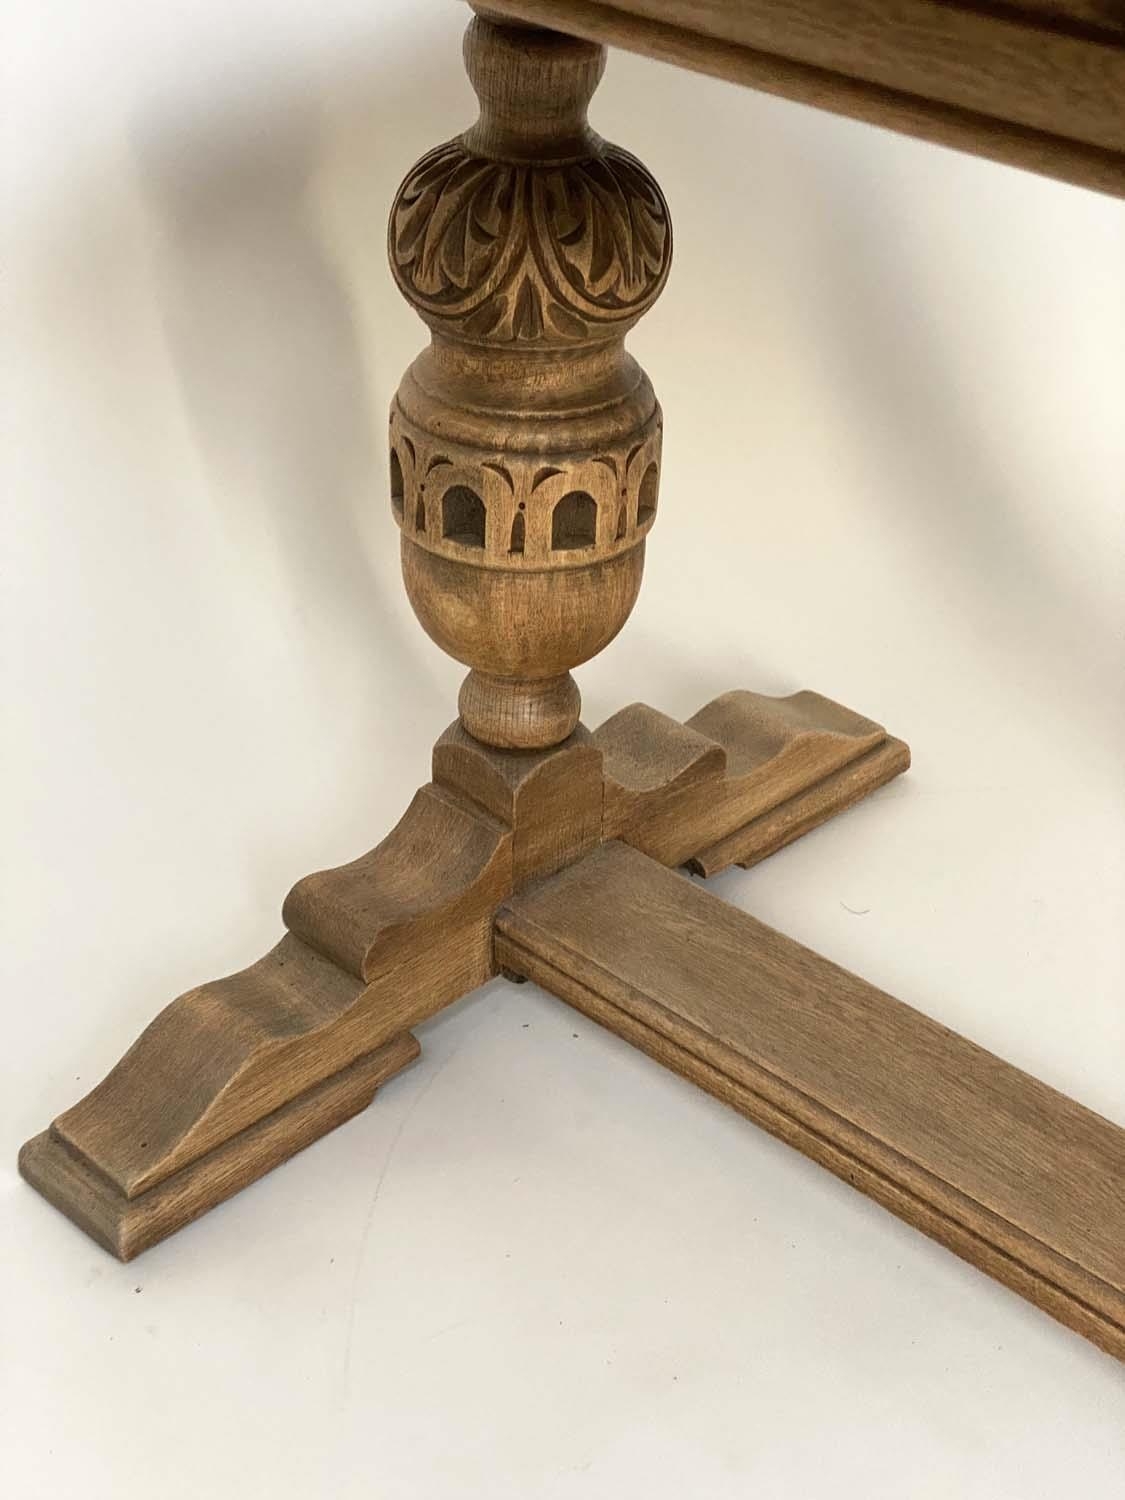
[{"xmin": 386, "ymin": 13, "xmax": 672, "ymax": 750}]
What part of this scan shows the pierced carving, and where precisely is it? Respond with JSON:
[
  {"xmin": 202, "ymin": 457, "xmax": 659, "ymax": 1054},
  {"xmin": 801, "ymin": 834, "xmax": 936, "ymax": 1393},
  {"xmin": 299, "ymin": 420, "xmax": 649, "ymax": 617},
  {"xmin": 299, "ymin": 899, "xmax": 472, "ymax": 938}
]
[
  {"xmin": 442, "ymin": 486, "xmax": 487, "ymax": 548},
  {"xmin": 390, "ymin": 448, "xmax": 404, "ymax": 521},
  {"xmin": 389, "ymin": 140, "xmax": 671, "ymax": 344},
  {"xmin": 552, "ymin": 491, "xmax": 598, "ymax": 551},
  {"xmin": 389, "ymin": 402, "xmax": 662, "ymax": 568},
  {"xmin": 387, "ymin": 15, "xmax": 669, "ymax": 748},
  {"xmin": 637, "ymin": 462, "xmax": 659, "ymax": 526}
]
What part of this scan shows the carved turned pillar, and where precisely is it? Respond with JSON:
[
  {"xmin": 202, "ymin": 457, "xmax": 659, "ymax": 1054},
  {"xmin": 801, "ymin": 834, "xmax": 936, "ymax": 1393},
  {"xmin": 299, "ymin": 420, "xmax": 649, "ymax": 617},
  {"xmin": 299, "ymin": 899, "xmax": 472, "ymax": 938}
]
[
  {"xmin": 19, "ymin": 4, "xmax": 932, "ymax": 1287},
  {"xmin": 387, "ymin": 12, "xmax": 671, "ymax": 749}
]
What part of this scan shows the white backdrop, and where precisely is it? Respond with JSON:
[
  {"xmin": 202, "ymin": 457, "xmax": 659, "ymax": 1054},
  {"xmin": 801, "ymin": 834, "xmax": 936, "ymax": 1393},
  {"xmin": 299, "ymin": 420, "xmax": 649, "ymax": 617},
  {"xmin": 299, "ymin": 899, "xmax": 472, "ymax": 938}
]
[{"xmin": 3, "ymin": 2, "xmax": 1124, "ymax": 1495}]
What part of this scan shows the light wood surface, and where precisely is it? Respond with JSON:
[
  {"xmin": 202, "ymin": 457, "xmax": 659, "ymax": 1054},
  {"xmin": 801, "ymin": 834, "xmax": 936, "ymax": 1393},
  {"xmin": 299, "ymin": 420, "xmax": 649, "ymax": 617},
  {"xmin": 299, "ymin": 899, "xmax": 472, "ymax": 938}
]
[
  {"xmin": 496, "ymin": 842, "xmax": 1125, "ymax": 1361},
  {"xmin": 27, "ymin": 5, "xmax": 1119, "ymax": 1379},
  {"xmin": 390, "ymin": 14, "xmax": 670, "ymax": 748},
  {"xmin": 596, "ymin": 690, "xmax": 909, "ymax": 872},
  {"xmin": 20, "ymin": 688, "xmax": 906, "ymax": 1259},
  {"xmin": 478, "ymin": 0, "xmax": 1125, "ymax": 195}
]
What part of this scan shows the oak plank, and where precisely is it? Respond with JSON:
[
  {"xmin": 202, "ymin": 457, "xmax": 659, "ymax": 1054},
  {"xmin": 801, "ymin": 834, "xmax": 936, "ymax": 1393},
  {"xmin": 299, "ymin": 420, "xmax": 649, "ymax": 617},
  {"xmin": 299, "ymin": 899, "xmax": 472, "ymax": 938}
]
[
  {"xmin": 479, "ymin": 0, "xmax": 1125, "ymax": 195},
  {"xmin": 496, "ymin": 842, "xmax": 1125, "ymax": 1360}
]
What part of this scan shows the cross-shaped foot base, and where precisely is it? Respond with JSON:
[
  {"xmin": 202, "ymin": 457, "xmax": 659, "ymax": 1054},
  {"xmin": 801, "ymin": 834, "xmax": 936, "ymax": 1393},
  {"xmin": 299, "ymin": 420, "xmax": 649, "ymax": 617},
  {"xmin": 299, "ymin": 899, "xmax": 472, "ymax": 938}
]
[{"xmin": 19, "ymin": 687, "xmax": 1125, "ymax": 1363}]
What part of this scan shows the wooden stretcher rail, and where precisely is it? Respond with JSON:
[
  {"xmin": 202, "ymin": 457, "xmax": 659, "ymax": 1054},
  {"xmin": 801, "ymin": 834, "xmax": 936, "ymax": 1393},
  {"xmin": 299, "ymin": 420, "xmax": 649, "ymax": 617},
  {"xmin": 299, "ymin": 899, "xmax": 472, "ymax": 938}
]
[
  {"xmin": 477, "ymin": 0, "xmax": 1125, "ymax": 196},
  {"xmin": 496, "ymin": 842, "xmax": 1125, "ymax": 1361}
]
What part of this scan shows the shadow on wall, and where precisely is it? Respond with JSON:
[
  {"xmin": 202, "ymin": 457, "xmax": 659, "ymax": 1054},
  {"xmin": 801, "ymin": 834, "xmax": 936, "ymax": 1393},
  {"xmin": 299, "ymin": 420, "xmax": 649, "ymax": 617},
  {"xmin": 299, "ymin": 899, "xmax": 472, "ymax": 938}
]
[
  {"xmin": 131, "ymin": 85, "xmax": 408, "ymax": 688},
  {"xmin": 127, "ymin": 34, "xmax": 472, "ymax": 725},
  {"xmin": 48, "ymin": 14, "xmax": 1119, "ymax": 758}
]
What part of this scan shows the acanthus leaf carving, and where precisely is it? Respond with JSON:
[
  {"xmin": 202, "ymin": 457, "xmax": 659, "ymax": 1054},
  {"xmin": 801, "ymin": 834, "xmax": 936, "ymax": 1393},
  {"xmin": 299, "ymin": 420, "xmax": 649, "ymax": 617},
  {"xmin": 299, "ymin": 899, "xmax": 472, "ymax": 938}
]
[{"xmin": 389, "ymin": 139, "xmax": 671, "ymax": 344}]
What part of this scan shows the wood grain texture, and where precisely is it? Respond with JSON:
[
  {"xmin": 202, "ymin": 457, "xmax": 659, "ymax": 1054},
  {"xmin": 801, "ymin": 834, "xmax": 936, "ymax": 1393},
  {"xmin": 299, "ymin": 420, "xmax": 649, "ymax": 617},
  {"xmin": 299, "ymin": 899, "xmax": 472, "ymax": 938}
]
[
  {"xmin": 20, "ymin": 715, "xmax": 623, "ymax": 1258},
  {"xmin": 19, "ymin": 1035, "xmax": 420, "ymax": 1262},
  {"xmin": 19, "ymin": 8, "xmax": 944, "ymax": 1299},
  {"xmin": 596, "ymin": 689, "xmax": 908, "ymax": 871},
  {"xmin": 433, "ymin": 721, "xmax": 604, "ymax": 882},
  {"xmin": 689, "ymin": 737, "xmax": 910, "ymax": 875},
  {"xmin": 478, "ymin": 0, "xmax": 1125, "ymax": 195},
  {"xmin": 48, "ymin": 785, "xmax": 508, "ymax": 1207},
  {"xmin": 18, "ymin": 778, "xmax": 511, "ymax": 1258},
  {"xmin": 19, "ymin": 683, "xmax": 909, "ymax": 1260},
  {"xmin": 496, "ymin": 842, "xmax": 1125, "ymax": 1361},
  {"xmin": 1008, "ymin": 0, "xmax": 1125, "ymax": 35},
  {"xmin": 391, "ymin": 13, "xmax": 671, "ymax": 747},
  {"xmin": 283, "ymin": 783, "xmax": 510, "ymax": 981}
]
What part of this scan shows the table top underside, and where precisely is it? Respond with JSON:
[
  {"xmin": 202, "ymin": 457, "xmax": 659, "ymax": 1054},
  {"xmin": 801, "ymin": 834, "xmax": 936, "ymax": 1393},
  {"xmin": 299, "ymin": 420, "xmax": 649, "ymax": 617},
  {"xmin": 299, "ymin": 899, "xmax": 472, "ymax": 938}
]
[{"xmin": 479, "ymin": 0, "xmax": 1125, "ymax": 196}]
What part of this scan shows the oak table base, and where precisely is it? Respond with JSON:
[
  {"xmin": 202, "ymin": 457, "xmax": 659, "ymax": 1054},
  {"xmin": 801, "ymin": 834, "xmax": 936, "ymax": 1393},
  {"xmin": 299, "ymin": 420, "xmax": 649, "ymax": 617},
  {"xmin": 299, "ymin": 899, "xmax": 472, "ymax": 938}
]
[
  {"xmin": 19, "ymin": 7, "xmax": 1125, "ymax": 1370},
  {"xmin": 20, "ymin": 688, "xmax": 904, "ymax": 1254},
  {"xmin": 20, "ymin": 692, "xmax": 1125, "ymax": 1362}
]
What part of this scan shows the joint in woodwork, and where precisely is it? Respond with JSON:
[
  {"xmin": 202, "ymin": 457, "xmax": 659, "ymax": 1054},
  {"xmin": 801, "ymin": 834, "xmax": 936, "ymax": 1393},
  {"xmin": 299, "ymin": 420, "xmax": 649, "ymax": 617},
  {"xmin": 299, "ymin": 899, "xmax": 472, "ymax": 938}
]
[{"xmin": 433, "ymin": 720, "xmax": 604, "ymax": 884}]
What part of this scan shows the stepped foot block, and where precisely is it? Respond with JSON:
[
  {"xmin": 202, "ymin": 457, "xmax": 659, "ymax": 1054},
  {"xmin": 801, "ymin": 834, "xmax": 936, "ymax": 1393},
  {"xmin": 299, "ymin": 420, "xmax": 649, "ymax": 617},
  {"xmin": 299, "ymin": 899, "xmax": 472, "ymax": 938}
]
[
  {"xmin": 19, "ymin": 1032, "xmax": 420, "ymax": 1262},
  {"xmin": 496, "ymin": 843, "xmax": 1125, "ymax": 1363},
  {"xmin": 595, "ymin": 689, "xmax": 910, "ymax": 873},
  {"xmin": 18, "ymin": 773, "xmax": 516, "ymax": 1259},
  {"xmin": 691, "ymin": 731, "xmax": 910, "ymax": 875}
]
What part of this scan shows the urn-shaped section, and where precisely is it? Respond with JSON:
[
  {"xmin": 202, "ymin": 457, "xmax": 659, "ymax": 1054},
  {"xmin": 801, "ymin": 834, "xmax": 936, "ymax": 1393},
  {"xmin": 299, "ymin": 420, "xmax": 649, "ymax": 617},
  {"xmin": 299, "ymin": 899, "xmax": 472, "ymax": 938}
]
[{"xmin": 386, "ymin": 13, "xmax": 671, "ymax": 749}]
